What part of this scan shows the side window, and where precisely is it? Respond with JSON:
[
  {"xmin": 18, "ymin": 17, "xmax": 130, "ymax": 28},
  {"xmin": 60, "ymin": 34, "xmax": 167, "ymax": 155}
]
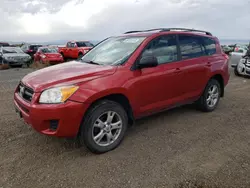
[
  {"xmin": 141, "ymin": 35, "xmax": 178, "ymax": 64},
  {"xmin": 202, "ymin": 37, "xmax": 216, "ymax": 55},
  {"xmin": 179, "ymin": 35, "xmax": 206, "ymax": 60},
  {"xmin": 71, "ymin": 43, "xmax": 76, "ymax": 48}
]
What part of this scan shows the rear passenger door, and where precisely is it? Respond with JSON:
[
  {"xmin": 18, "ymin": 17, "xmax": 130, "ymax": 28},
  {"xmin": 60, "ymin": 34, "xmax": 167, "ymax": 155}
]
[{"xmin": 177, "ymin": 34, "xmax": 209, "ymax": 99}]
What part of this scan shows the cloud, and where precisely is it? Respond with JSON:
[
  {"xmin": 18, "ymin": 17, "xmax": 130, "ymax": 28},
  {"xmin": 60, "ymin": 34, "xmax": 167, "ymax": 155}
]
[{"xmin": 0, "ymin": 0, "xmax": 250, "ymax": 42}]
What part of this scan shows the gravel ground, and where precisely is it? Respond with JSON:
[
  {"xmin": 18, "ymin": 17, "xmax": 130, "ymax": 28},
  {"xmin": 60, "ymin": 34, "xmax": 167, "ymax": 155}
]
[{"xmin": 0, "ymin": 64, "xmax": 250, "ymax": 188}]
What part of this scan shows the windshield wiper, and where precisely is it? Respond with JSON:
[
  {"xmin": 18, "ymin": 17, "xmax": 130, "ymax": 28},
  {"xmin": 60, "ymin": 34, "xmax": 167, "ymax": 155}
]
[{"xmin": 81, "ymin": 60, "xmax": 101, "ymax": 65}]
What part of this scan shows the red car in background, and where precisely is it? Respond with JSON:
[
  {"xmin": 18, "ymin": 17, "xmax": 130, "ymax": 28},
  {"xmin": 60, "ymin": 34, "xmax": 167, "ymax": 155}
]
[
  {"xmin": 34, "ymin": 47, "xmax": 64, "ymax": 64},
  {"xmin": 58, "ymin": 41, "xmax": 94, "ymax": 60}
]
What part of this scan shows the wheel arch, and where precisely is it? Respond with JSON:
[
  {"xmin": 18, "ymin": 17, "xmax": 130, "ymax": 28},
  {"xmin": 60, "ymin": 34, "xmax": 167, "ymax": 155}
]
[{"xmin": 210, "ymin": 74, "xmax": 224, "ymax": 97}]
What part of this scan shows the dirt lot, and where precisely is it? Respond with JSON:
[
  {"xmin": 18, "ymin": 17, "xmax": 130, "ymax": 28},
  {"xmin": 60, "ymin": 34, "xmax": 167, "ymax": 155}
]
[{"xmin": 1, "ymin": 65, "xmax": 250, "ymax": 188}]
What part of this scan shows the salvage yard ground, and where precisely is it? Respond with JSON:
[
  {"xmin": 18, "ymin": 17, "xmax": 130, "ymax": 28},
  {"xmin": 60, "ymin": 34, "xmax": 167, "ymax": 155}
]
[{"xmin": 1, "ymin": 62, "xmax": 250, "ymax": 188}]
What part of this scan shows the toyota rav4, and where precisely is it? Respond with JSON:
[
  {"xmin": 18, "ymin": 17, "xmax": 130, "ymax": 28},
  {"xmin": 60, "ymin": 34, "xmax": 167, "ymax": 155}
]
[{"xmin": 14, "ymin": 28, "xmax": 230, "ymax": 154}]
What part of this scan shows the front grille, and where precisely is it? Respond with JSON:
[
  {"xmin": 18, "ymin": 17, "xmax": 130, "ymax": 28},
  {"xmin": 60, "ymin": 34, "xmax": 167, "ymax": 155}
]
[{"xmin": 17, "ymin": 83, "xmax": 34, "ymax": 102}]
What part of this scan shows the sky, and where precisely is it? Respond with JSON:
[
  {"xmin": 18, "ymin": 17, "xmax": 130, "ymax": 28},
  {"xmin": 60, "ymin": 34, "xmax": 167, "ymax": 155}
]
[{"xmin": 0, "ymin": 0, "xmax": 250, "ymax": 43}]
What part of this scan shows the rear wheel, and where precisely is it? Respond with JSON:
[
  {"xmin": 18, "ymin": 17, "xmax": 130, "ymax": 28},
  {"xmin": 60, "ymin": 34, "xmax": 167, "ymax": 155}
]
[
  {"xmin": 78, "ymin": 100, "xmax": 128, "ymax": 154},
  {"xmin": 78, "ymin": 53, "xmax": 83, "ymax": 60},
  {"xmin": 60, "ymin": 53, "xmax": 65, "ymax": 61},
  {"xmin": 196, "ymin": 79, "xmax": 221, "ymax": 112}
]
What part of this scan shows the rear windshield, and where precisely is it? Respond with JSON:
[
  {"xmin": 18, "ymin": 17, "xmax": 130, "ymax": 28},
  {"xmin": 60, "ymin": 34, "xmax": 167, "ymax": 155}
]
[
  {"xmin": 30, "ymin": 45, "xmax": 43, "ymax": 51},
  {"xmin": 76, "ymin": 42, "xmax": 94, "ymax": 47}
]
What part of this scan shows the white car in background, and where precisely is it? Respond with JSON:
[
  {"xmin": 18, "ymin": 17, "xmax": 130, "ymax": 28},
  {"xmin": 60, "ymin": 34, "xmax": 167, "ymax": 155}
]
[
  {"xmin": 230, "ymin": 48, "xmax": 247, "ymax": 68},
  {"xmin": 234, "ymin": 55, "xmax": 250, "ymax": 76}
]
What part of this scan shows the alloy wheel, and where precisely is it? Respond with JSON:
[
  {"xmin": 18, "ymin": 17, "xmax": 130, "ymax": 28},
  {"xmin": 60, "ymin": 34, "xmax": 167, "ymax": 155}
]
[
  {"xmin": 206, "ymin": 85, "xmax": 219, "ymax": 108},
  {"xmin": 92, "ymin": 111, "xmax": 123, "ymax": 147}
]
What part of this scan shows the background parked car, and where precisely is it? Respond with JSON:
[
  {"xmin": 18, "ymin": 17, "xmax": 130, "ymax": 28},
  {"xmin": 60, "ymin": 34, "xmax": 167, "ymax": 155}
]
[
  {"xmin": 231, "ymin": 47, "xmax": 248, "ymax": 68},
  {"xmin": 0, "ymin": 46, "xmax": 31, "ymax": 67},
  {"xmin": 34, "ymin": 47, "xmax": 64, "ymax": 64},
  {"xmin": 221, "ymin": 45, "xmax": 234, "ymax": 55},
  {"xmin": 21, "ymin": 44, "xmax": 43, "ymax": 59},
  {"xmin": 0, "ymin": 42, "xmax": 10, "ymax": 47},
  {"xmin": 58, "ymin": 41, "xmax": 94, "ymax": 60}
]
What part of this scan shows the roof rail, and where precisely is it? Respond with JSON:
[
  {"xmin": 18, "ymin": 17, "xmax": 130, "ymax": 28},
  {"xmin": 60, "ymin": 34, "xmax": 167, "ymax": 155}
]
[
  {"xmin": 124, "ymin": 28, "xmax": 212, "ymax": 36},
  {"xmin": 124, "ymin": 28, "xmax": 165, "ymax": 34}
]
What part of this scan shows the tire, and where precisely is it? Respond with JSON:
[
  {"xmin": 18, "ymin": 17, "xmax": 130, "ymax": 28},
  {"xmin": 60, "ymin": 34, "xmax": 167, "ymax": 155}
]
[
  {"xmin": 78, "ymin": 53, "xmax": 83, "ymax": 60},
  {"xmin": 196, "ymin": 79, "xmax": 221, "ymax": 112},
  {"xmin": 79, "ymin": 100, "xmax": 128, "ymax": 154},
  {"xmin": 60, "ymin": 53, "xmax": 65, "ymax": 61}
]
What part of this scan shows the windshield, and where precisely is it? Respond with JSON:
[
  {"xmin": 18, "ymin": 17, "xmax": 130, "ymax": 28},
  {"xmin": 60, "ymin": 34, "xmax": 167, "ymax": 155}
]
[
  {"xmin": 81, "ymin": 36, "xmax": 146, "ymax": 65},
  {"xmin": 2, "ymin": 47, "xmax": 24, "ymax": 54},
  {"xmin": 40, "ymin": 48, "xmax": 58, "ymax": 53},
  {"xmin": 76, "ymin": 42, "xmax": 94, "ymax": 47}
]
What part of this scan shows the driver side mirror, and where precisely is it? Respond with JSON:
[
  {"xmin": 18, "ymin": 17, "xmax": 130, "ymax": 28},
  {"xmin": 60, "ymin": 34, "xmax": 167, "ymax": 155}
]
[{"xmin": 137, "ymin": 55, "xmax": 158, "ymax": 69}]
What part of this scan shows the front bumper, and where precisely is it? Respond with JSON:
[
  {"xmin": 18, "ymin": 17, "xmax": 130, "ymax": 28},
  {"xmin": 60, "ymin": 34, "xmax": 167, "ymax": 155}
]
[
  {"xmin": 235, "ymin": 60, "xmax": 250, "ymax": 76},
  {"xmin": 4, "ymin": 59, "xmax": 30, "ymax": 65},
  {"xmin": 41, "ymin": 58, "xmax": 64, "ymax": 64},
  {"xmin": 14, "ymin": 92, "xmax": 89, "ymax": 137}
]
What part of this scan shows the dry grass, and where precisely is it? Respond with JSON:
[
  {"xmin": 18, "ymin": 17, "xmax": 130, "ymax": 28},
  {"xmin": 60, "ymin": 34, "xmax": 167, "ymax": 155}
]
[
  {"xmin": 30, "ymin": 60, "xmax": 51, "ymax": 69},
  {"xmin": 0, "ymin": 64, "xmax": 10, "ymax": 70}
]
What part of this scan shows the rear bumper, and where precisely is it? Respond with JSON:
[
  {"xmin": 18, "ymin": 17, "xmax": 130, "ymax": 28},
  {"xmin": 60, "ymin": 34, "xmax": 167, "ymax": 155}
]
[{"xmin": 14, "ymin": 92, "xmax": 89, "ymax": 137}]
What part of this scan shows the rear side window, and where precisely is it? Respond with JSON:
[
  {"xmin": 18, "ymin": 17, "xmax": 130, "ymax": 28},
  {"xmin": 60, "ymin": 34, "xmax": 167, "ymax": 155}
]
[
  {"xmin": 178, "ymin": 35, "xmax": 205, "ymax": 60},
  {"xmin": 202, "ymin": 37, "xmax": 216, "ymax": 55},
  {"xmin": 141, "ymin": 35, "xmax": 178, "ymax": 64}
]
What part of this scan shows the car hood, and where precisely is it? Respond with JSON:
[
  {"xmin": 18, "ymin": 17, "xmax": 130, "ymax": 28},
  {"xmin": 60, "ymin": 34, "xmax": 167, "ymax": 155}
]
[
  {"xmin": 44, "ymin": 53, "xmax": 62, "ymax": 58},
  {"xmin": 3, "ymin": 53, "xmax": 30, "ymax": 58},
  {"xmin": 22, "ymin": 61, "xmax": 117, "ymax": 92}
]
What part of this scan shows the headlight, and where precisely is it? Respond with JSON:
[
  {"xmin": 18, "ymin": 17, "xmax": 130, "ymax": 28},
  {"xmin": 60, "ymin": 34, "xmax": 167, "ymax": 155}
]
[
  {"xmin": 5, "ymin": 57, "xmax": 13, "ymax": 60},
  {"xmin": 39, "ymin": 85, "xmax": 79, "ymax": 104},
  {"xmin": 41, "ymin": 55, "xmax": 46, "ymax": 58},
  {"xmin": 239, "ymin": 58, "xmax": 246, "ymax": 64}
]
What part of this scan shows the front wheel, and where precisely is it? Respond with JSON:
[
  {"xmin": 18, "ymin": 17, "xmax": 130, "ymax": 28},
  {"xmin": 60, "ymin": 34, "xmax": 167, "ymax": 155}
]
[
  {"xmin": 196, "ymin": 79, "xmax": 221, "ymax": 112},
  {"xmin": 78, "ymin": 53, "xmax": 83, "ymax": 60},
  {"xmin": 79, "ymin": 100, "xmax": 128, "ymax": 154}
]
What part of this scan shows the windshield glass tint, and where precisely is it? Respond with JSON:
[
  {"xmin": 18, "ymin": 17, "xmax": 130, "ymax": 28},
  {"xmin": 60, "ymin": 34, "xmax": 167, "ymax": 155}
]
[
  {"xmin": 81, "ymin": 36, "xmax": 146, "ymax": 65},
  {"xmin": 76, "ymin": 42, "xmax": 94, "ymax": 47},
  {"xmin": 41, "ymin": 48, "xmax": 58, "ymax": 53},
  {"xmin": 2, "ymin": 47, "xmax": 23, "ymax": 54}
]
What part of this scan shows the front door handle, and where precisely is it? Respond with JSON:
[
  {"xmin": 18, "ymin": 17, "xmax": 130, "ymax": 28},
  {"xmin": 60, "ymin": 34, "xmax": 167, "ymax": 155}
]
[{"xmin": 174, "ymin": 68, "xmax": 182, "ymax": 73}]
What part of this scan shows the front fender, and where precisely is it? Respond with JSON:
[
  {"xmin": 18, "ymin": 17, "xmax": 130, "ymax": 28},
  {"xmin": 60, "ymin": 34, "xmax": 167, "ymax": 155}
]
[{"xmin": 70, "ymin": 87, "xmax": 130, "ymax": 104}]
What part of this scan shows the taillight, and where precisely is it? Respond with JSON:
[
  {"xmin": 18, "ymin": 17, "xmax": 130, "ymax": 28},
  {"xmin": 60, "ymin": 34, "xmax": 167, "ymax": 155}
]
[
  {"xmin": 27, "ymin": 49, "xmax": 33, "ymax": 53},
  {"xmin": 222, "ymin": 53, "xmax": 229, "ymax": 60}
]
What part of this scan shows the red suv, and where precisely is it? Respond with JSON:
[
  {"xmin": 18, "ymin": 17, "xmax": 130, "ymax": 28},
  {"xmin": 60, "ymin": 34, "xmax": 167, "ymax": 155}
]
[{"xmin": 14, "ymin": 28, "xmax": 230, "ymax": 154}]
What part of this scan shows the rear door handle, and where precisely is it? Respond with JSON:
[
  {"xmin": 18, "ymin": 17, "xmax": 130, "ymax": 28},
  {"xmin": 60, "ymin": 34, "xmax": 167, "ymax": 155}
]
[
  {"xmin": 174, "ymin": 68, "xmax": 182, "ymax": 73},
  {"xmin": 206, "ymin": 62, "xmax": 212, "ymax": 67}
]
